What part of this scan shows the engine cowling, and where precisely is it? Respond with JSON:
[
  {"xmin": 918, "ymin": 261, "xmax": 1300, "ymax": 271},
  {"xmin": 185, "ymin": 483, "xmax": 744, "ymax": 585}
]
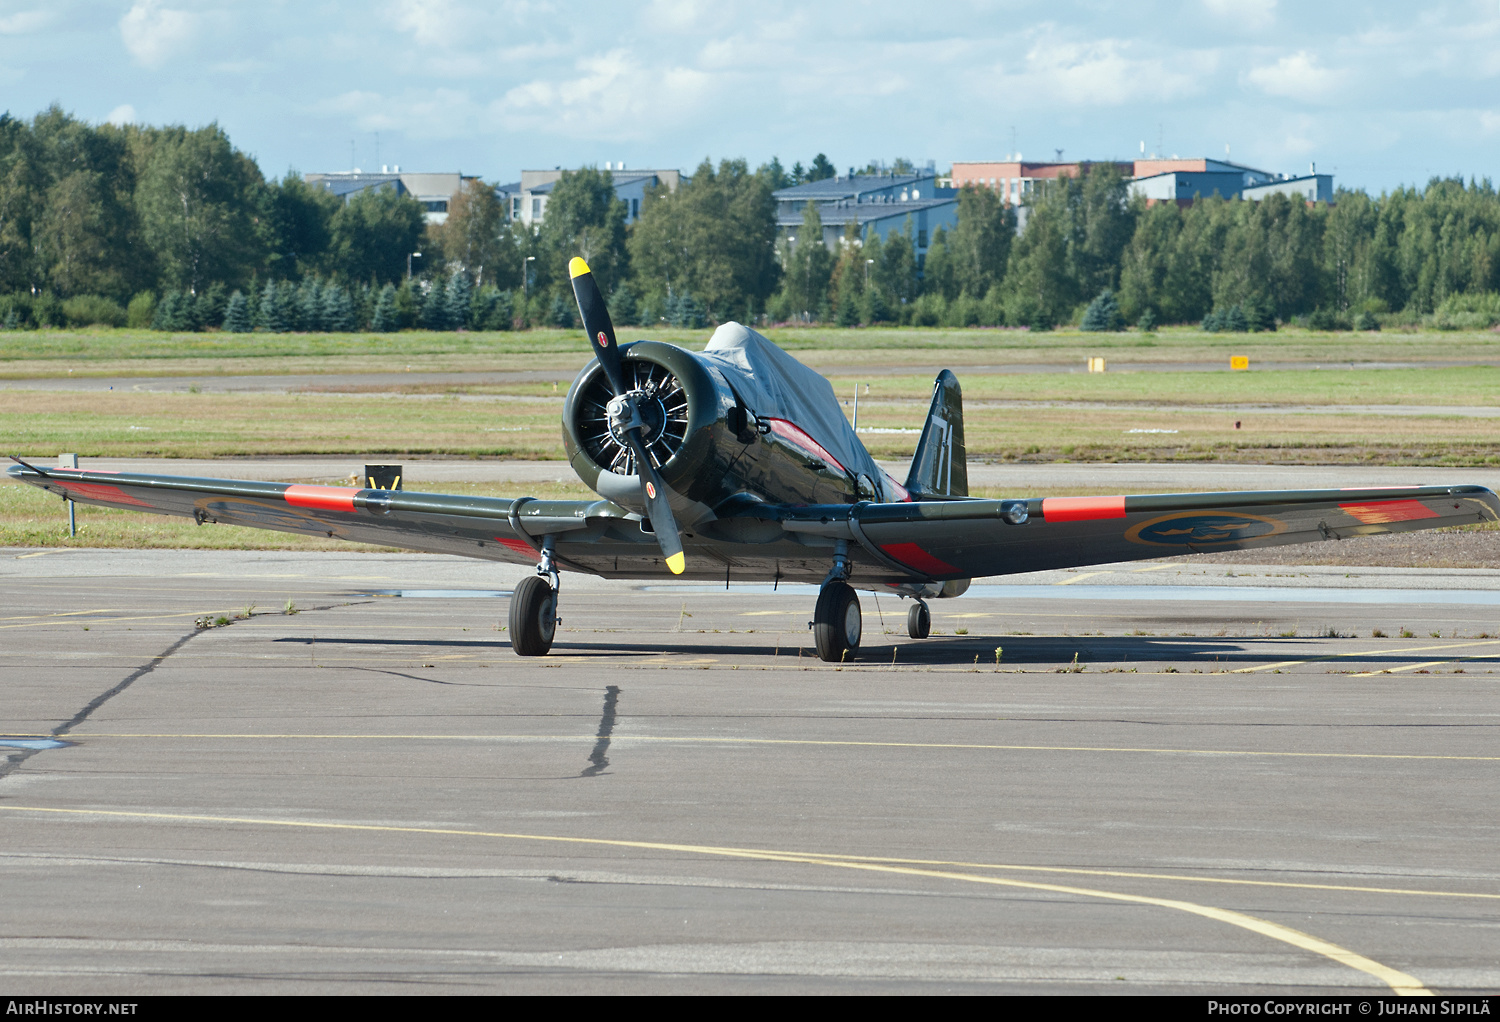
[{"xmin": 562, "ymin": 341, "xmax": 739, "ymax": 522}]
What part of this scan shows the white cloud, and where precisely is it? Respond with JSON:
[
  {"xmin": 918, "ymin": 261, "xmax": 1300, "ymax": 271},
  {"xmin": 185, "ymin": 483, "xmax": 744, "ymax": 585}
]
[
  {"xmin": 388, "ymin": 0, "xmax": 462, "ymax": 47},
  {"xmin": 1001, "ymin": 33, "xmax": 1213, "ymax": 106},
  {"xmin": 1202, "ymin": 0, "xmax": 1276, "ymax": 31},
  {"xmin": 119, "ymin": 1, "xmax": 199, "ymax": 69},
  {"xmin": 1246, "ymin": 51, "xmax": 1346, "ymax": 99},
  {"xmin": 498, "ymin": 49, "xmax": 717, "ymax": 140},
  {"xmin": 0, "ymin": 10, "xmax": 52, "ymax": 34},
  {"xmin": 105, "ymin": 104, "xmax": 137, "ymax": 126}
]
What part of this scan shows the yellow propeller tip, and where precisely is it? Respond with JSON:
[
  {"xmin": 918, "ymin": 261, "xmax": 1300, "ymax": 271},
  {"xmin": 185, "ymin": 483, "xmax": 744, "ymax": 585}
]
[
  {"xmin": 568, "ymin": 256, "xmax": 591, "ymax": 278},
  {"xmin": 666, "ymin": 552, "xmax": 686, "ymax": 575}
]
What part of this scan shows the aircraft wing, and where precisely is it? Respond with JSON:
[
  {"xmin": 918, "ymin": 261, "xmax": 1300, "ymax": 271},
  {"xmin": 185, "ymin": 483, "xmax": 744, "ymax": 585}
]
[
  {"xmin": 832, "ymin": 485, "xmax": 1500, "ymax": 580},
  {"xmin": 4, "ymin": 463, "xmax": 635, "ymax": 571}
]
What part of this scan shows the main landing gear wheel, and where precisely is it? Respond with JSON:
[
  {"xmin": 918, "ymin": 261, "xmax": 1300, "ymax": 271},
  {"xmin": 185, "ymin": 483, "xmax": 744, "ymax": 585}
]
[
  {"xmin": 509, "ymin": 575, "xmax": 557, "ymax": 656},
  {"xmin": 907, "ymin": 601, "xmax": 930, "ymax": 639},
  {"xmin": 814, "ymin": 582, "xmax": 861, "ymax": 663}
]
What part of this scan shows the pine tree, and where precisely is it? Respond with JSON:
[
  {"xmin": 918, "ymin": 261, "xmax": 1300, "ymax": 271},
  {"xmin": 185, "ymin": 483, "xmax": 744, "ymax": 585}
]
[
  {"xmin": 1224, "ymin": 304, "xmax": 1249, "ymax": 332},
  {"xmin": 222, "ymin": 290, "xmax": 251, "ymax": 332},
  {"xmin": 152, "ymin": 290, "xmax": 195, "ymax": 331},
  {"xmin": 1136, "ymin": 307, "xmax": 1157, "ymax": 333},
  {"xmin": 610, "ymin": 283, "xmax": 638, "ymax": 327},
  {"xmin": 260, "ymin": 281, "xmax": 288, "ymax": 333},
  {"xmin": 1080, "ymin": 289, "xmax": 1124, "ymax": 332},
  {"xmin": 297, "ymin": 279, "xmax": 323, "ymax": 331},
  {"xmin": 420, "ymin": 278, "xmax": 450, "ymax": 330},
  {"xmin": 548, "ymin": 291, "xmax": 575, "ymax": 329},
  {"xmin": 371, "ymin": 284, "xmax": 398, "ymax": 332},
  {"xmin": 861, "ymin": 285, "xmax": 892, "ymax": 325},
  {"xmin": 322, "ymin": 284, "xmax": 355, "ymax": 332},
  {"xmin": 196, "ymin": 282, "xmax": 227, "ymax": 329},
  {"xmin": 446, "ymin": 273, "xmax": 473, "ymax": 330}
]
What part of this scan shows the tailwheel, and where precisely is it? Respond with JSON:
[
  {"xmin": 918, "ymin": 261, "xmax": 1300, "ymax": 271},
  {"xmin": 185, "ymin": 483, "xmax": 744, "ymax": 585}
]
[
  {"xmin": 906, "ymin": 601, "xmax": 930, "ymax": 639},
  {"xmin": 813, "ymin": 581, "xmax": 861, "ymax": 662},
  {"xmin": 509, "ymin": 574, "xmax": 557, "ymax": 656}
]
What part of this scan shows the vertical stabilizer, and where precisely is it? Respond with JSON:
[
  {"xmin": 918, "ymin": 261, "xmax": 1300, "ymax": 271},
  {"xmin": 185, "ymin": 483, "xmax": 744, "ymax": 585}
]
[{"xmin": 904, "ymin": 370, "xmax": 967, "ymax": 498}]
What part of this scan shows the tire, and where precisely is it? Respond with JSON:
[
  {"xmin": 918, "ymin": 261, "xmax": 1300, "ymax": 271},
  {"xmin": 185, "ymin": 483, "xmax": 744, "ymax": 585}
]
[
  {"xmin": 509, "ymin": 575, "xmax": 557, "ymax": 656},
  {"xmin": 907, "ymin": 602, "xmax": 930, "ymax": 639},
  {"xmin": 814, "ymin": 582, "xmax": 861, "ymax": 662}
]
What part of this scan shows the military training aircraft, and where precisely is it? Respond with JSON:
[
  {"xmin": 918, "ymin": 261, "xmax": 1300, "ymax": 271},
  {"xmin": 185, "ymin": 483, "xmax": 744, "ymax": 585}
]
[{"xmin": 10, "ymin": 258, "xmax": 1500, "ymax": 661}]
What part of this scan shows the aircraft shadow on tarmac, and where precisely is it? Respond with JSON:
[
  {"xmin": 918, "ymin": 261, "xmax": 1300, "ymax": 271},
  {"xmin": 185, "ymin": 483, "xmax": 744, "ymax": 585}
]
[{"xmin": 269, "ymin": 633, "xmax": 1435, "ymax": 667}]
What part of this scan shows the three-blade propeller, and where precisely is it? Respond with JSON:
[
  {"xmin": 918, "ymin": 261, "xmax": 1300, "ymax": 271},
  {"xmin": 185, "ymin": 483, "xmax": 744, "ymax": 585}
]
[{"xmin": 569, "ymin": 257, "xmax": 686, "ymax": 575}]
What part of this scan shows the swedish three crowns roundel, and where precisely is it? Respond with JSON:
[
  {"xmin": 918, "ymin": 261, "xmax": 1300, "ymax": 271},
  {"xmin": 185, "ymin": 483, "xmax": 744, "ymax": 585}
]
[{"xmin": 1125, "ymin": 511, "xmax": 1287, "ymax": 547}]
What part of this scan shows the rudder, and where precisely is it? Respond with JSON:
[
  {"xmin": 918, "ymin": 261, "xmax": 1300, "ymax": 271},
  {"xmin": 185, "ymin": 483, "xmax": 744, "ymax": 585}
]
[{"xmin": 904, "ymin": 370, "xmax": 967, "ymax": 498}]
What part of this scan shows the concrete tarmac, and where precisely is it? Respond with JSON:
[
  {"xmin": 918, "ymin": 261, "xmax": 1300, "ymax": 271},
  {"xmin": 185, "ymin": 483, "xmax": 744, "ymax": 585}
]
[{"xmin": 2, "ymin": 550, "xmax": 1499, "ymax": 994}]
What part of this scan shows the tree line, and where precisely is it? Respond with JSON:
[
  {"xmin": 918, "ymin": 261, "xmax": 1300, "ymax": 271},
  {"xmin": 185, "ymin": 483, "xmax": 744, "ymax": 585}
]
[{"xmin": 2, "ymin": 105, "xmax": 1497, "ymax": 333}]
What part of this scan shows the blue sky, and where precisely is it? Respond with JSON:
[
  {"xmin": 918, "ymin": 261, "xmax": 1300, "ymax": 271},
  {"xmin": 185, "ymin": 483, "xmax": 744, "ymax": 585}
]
[{"xmin": 2, "ymin": 0, "xmax": 1498, "ymax": 192}]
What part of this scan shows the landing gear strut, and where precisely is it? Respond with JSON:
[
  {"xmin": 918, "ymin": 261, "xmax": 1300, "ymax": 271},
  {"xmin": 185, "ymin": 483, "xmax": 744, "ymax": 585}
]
[
  {"xmin": 814, "ymin": 582, "xmax": 861, "ymax": 662},
  {"xmin": 906, "ymin": 601, "xmax": 930, "ymax": 639},
  {"xmin": 510, "ymin": 537, "xmax": 559, "ymax": 656}
]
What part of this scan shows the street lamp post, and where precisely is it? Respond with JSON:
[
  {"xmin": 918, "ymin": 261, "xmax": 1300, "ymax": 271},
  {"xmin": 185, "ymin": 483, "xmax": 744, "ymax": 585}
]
[
  {"xmin": 865, "ymin": 258, "xmax": 874, "ymax": 286},
  {"xmin": 522, "ymin": 255, "xmax": 536, "ymax": 298},
  {"xmin": 407, "ymin": 251, "xmax": 422, "ymax": 280}
]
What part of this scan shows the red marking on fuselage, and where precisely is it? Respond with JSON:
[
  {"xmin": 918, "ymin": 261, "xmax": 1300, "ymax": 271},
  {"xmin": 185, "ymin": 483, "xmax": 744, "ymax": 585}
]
[
  {"xmin": 1041, "ymin": 496, "xmax": 1127, "ymax": 522},
  {"xmin": 283, "ymin": 485, "xmax": 358, "ymax": 512},
  {"xmin": 1339, "ymin": 499, "xmax": 1440, "ymax": 525},
  {"xmin": 881, "ymin": 473, "xmax": 912, "ymax": 502},
  {"xmin": 763, "ymin": 418, "xmax": 848, "ymax": 474},
  {"xmin": 55, "ymin": 481, "xmax": 152, "ymax": 507},
  {"xmin": 880, "ymin": 542, "xmax": 959, "ymax": 577}
]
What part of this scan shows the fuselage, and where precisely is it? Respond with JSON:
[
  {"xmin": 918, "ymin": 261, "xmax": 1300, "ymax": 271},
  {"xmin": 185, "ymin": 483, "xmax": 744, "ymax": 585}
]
[{"xmin": 561, "ymin": 339, "xmax": 907, "ymax": 528}]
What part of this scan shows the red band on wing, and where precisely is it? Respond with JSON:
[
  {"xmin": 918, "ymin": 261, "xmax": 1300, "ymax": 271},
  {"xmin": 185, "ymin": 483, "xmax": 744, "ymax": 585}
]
[
  {"xmin": 881, "ymin": 542, "xmax": 959, "ymax": 576},
  {"xmin": 1041, "ymin": 496, "xmax": 1127, "ymax": 522},
  {"xmin": 1339, "ymin": 499, "xmax": 1440, "ymax": 525},
  {"xmin": 283, "ymin": 485, "xmax": 358, "ymax": 512},
  {"xmin": 495, "ymin": 537, "xmax": 535, "ymax": 556},
  {"xmin": 58, "ymin": 481, "xmax": 152, "ymax": 507}
]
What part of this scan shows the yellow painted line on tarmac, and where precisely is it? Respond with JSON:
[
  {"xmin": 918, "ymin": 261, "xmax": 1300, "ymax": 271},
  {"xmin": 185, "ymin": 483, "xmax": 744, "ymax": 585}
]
[
  {"xmin": 15, "ymin": 550, "xmax": 75, "ymax": 559},
  {"xmin": 0, "ymin": 610, "xmax": 217, "ymax": 630},
  {"xmin": 1054, "ymin": 571, "xmax": 1109, "ymax": 586},
  {"xmin": 0, "ymin": 803, "xmax": 1432, "ymax": 995},
  {"xmin": 0, "ymin": 609, "xmax": 117, "ymax": 622},
  {"xmin": 1233, "ymin": 638, "xmax": 1500, "ymax": 674},
  {"xmin": 1349, "ymin": 655, "xmax": 1500, "ymax": 678},
  {"xmin": 1132, "ymin": 563, "xmax": 1178, "ymax": 572},
  {"xmin": 48, "ymin": 731, "xmax": 1500, "ymax": 763}
]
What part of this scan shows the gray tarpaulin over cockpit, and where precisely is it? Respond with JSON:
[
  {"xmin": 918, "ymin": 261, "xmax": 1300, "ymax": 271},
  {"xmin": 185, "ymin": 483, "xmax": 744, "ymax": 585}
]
[{"xmin": 696, "ymin": 322, "xmax": 889, "ymax": 495}]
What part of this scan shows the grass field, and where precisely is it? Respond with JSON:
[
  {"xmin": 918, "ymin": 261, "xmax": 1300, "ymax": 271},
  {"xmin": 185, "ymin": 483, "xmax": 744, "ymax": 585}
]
[
  {"xmin": 1, "ymin": 324, "xmax": 1497, "ymax": 378},
  {"xmin": 4, "ymin": 386, "xmax": 1496, "ymax": 465}
]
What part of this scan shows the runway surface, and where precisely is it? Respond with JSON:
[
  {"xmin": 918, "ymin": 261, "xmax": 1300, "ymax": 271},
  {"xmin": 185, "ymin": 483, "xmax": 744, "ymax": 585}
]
[{"xmin": 3, "ymin": 549, "xmax": 1499, "ymax": 994}]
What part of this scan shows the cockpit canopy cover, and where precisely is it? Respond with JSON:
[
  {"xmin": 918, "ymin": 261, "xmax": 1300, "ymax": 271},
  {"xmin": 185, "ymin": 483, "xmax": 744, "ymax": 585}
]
[{"xmin": 698, "ymin": 322, "xmax": 883, "ymax": 486}]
